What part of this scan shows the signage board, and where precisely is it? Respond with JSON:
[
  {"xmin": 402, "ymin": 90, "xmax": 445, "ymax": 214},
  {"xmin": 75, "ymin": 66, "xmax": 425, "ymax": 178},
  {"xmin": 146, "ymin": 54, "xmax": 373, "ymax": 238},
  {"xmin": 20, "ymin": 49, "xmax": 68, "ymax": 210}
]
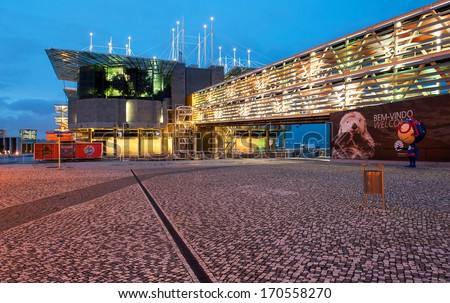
[
  {"xmin": 34, "ymin": 142, "xmax": 102, "ymax": 160},
  {"xmin": 46, "ymin": 132, "xmax": 74, "ymax": 141},
  {"xmin": 330, "ymin": 95, "xmax": 450, "ymax": 161},
  {"xmin": 20, "ymin": 129, "xmax": 37, "ymax": 141}
]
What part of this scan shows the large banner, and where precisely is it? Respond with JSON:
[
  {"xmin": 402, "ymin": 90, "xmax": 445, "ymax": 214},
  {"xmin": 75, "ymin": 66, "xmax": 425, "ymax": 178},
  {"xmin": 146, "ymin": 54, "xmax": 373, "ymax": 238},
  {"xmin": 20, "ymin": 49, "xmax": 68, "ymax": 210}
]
[
  {"xmin": 34, "ymin": 143, "xmax": 102, "ymax": 160},
  {"xmin": 330, "ymin": 95, "xmax": 450, "ymax": 161}
]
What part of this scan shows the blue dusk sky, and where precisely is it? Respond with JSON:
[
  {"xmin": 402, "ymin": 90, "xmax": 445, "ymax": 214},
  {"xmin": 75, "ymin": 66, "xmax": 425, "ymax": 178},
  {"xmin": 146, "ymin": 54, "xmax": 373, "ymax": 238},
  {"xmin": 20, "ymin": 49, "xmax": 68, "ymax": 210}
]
[{"xmin": 0, "ymin": 0, "xmax": 434, "ymax": 138}]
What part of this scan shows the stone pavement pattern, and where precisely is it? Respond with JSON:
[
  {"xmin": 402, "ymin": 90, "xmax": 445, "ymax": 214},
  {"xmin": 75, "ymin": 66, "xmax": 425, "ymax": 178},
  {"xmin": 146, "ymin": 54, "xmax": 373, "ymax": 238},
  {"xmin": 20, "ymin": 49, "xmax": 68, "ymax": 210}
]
[
  {"xmin": 0, "ymin": 160, "xmax": 449, "ymax": 282},
  {"xmin": 0, "ymin": 164, "xmax": 193, "ymax": 282},
  {"xmin": 137, "ymin": 160, "xmax": 450, "ymax": 283}
]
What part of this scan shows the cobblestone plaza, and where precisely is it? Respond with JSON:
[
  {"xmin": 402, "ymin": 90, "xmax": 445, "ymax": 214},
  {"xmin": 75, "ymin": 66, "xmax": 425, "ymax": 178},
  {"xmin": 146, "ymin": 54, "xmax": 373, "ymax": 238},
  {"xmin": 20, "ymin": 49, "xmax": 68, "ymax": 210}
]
[{"xmin": 0, "ymin": 159, "xmax": 448, "ymax": 283}]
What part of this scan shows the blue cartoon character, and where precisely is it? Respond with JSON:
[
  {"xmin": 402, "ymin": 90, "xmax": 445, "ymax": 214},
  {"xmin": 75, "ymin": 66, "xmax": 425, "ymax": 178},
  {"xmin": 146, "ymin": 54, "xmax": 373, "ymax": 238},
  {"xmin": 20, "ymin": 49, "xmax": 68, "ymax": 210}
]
[{"xmin": 395, "ymin": 115, "xmax": 426, "ymax": 167}]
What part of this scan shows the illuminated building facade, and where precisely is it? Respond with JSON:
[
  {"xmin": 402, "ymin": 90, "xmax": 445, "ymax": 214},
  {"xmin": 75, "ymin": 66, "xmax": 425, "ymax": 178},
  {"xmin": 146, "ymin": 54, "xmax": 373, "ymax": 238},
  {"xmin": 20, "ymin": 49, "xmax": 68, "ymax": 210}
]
[
  {"xmin": 191, "ymin": 1, "xmax": 450, "ymax": 159},
  {"xmin": 46, "ymin": 1, "xmax": 450, "ymax": 160},
  {"xmin": 46, "ymin": 49, "xmax": 223, "ymax": 157}
]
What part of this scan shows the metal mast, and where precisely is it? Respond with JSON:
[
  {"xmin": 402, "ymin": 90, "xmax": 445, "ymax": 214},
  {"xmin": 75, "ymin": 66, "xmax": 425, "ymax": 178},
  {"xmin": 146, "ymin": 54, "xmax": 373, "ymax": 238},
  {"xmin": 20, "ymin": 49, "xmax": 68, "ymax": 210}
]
[
  {"xmin": 181, "ymin": 17, "xmax": 185, "ymax": 62},
  {"xmin": 210, "ymin": 17, "xmax": 214, "ymax": 66},
  {"xmin": 125, "ymin": 36, "xmax": 132, "ymax": 56},
  {"xmin": 89, "ymin": 32, "xmax": 93, "ymax": 52},
  {"xmin": 108, "ymin": 37, "xmax": 113, "ymax": 54},
  {"xmin": 171, "ymin": 28, "xmax": 175, "ymax": 60},
  {"xmin": 197, "ymin": 33, "xmax": 201, "ymax": 67},
  {"xmin": 176, "ymin": 21, "xmax": 180, "ymax": 61},
  {"xmin": 203, "ymin": 24, "xmax": 207, "ymax": 67}
]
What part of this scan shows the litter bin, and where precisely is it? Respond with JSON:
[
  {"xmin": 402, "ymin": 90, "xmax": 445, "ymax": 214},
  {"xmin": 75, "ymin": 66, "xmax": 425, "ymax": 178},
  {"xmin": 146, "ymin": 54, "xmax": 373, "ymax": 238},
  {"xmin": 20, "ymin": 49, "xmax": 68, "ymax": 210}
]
[{"xmin": 362, "ymin": 164, "xmax": 385, "ymax": 209}]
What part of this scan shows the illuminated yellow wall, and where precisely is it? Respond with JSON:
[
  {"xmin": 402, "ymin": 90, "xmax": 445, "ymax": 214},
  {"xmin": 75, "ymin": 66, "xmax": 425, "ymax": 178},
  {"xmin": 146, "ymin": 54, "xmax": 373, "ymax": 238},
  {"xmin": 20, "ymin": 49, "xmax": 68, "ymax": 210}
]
[
  {"xmin": 140, "ymin": 137, "xmax": 162, "ymax": 155},
  {"xmin": 105, "ymin": 138, "xmax": 116, "ymax": 157},
  {"xmin": 105, "ymin": 137, "xmax": 140, "ymax": 157},
  {"xmin": 234, "ymin": 137, "xmax": 266, "ymax": 153}
]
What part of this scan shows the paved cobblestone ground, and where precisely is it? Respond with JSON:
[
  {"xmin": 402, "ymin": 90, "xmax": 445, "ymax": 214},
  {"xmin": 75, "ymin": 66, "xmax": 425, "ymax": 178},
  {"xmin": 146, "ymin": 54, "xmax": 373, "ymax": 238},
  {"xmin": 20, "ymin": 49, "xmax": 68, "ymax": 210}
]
[
  {"xmin": 0, "ymin": 165, "xmax": 193, "ymax": 282},
  {"xmin": 0, "ymin": 159, "xmax": 448, "ymax": 282},
  {"xmin": 0, "ymin": 163, "xmax": 125, "ymax": 209},
  {"xmin": 137, "ymin": 160, "xmax": 450, "ymax": 283}
]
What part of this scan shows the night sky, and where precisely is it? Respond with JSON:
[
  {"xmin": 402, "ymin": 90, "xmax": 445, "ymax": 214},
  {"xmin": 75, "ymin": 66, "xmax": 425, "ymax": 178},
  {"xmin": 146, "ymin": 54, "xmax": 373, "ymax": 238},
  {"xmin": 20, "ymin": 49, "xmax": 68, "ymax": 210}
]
[{"xmin": 0, "ymin": 0, "xmax": 433, "ymax": 138}]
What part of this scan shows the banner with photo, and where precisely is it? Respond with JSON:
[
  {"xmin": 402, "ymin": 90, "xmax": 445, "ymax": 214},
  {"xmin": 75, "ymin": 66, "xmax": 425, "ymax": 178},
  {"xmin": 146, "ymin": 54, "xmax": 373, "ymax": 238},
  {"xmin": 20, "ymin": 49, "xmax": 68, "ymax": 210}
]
[{"xmin": 330, "ymin": 95, "xmax": 450, "ymax": 161}]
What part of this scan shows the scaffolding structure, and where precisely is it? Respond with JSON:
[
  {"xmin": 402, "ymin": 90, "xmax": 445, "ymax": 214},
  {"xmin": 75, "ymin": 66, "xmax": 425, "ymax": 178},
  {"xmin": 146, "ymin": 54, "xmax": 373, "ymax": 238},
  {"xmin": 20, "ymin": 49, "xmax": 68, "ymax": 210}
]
[
  {"xmin": 220, "ymin": 126, "xmax": 236, "ymax": 157},
  {"xmin": 54, "ymin": 104, "xmax": 68, "ymax": 132},
  {"xmin": 173, "ymin": 106, "xmax": 195, "ymax": 159}
]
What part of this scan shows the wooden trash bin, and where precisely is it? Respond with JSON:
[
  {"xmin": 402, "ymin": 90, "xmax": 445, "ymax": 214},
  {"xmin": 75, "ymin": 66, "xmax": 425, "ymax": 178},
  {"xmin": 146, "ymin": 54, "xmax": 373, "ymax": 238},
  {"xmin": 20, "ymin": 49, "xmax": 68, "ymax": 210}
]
[{"xmin": 362, "ymin": 164, "xmax": 385, "ymax": 209}]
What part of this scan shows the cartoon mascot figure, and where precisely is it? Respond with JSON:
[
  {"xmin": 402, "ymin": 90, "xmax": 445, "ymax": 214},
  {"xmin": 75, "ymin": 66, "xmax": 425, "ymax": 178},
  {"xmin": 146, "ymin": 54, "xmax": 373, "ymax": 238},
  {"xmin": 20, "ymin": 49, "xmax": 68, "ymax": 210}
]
[{"xmin": 395, "ymin": 115, "xmax": 426, "ymax": 167}]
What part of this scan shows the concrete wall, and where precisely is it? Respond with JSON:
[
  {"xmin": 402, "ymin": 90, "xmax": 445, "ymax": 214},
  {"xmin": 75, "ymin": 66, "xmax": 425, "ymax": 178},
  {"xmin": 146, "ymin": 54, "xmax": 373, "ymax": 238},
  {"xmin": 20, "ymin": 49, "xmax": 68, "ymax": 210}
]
[
  {"xmin": 68, "ymin": 98, "xmax": 162, "ymax": 129},
  {"xmin": 67, "ymin": 65, "xmax": 224, "ymax": 130},
  {"xmin": 170, "ymin": 64, "xmax": 186, "ymax": 108},
  {"xmin": 185, "ymin": 68, "xmax": 212, "ymax": 96},
  {"xmin": 185, "ymin": 65, "xmax": 225, "ymax": 96},
  {"xmin": 210, "ymin": 65, "xmax": 225, "ymax": 86}
]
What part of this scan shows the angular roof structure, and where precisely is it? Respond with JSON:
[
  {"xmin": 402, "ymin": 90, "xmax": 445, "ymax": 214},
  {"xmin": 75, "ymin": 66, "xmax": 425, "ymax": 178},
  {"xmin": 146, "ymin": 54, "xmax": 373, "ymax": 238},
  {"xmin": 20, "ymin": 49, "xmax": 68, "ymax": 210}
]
[{"xmin": 46, "ymin": 48, "xmax": 179, "ymax": 82}]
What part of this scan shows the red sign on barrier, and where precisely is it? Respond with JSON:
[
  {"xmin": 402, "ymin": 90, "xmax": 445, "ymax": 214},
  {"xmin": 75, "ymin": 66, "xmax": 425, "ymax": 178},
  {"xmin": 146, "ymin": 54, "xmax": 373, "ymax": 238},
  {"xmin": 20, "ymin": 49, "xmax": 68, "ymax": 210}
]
[
  {"xmin": 75, "ymin": 143, "xmax": 102, "ymax": 159},
  {"xmin": 34, "ymin": 142, "xmax": 102, "ymax": 160},
  {"xmin": 46, "ymin": 132, "xmax": 74, "ymax": 141},
  {"xmin": 34, "ymin": 143, "xmax": 58, "ymax": 160}
]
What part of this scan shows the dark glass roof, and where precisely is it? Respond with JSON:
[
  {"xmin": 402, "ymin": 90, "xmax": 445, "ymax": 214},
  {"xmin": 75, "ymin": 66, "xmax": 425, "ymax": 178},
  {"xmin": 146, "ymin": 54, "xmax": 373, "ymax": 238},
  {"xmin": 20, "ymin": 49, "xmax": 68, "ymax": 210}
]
[
  {"xmin": 46, "ymin": 48, "xmax": 180, "ymax": 82},
  {"xmin": 224, "ymin": 66, "xmax": 256, "ymax": 80}
]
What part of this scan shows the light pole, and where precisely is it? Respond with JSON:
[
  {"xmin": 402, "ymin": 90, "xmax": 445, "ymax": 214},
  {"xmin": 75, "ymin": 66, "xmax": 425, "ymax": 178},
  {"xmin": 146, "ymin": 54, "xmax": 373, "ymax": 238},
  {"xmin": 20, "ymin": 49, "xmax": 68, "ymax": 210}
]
[
  {"xmin": 89, "ymin": 32, "xmax": 93, "ymax": 52},
  {"xmin": 203, "ymin": 24, "xmax": 207, "ymax": 67},
  {"xmin": 210, "ymin": 17, "xmax": 214, "ymax": 66},
  {"xmin": 58, "ymin": 132, "xmax": 61, "ymax": 169},
  {"xmin": 121, "ymin": 122, "xmax": 126, "ymax": 161}
]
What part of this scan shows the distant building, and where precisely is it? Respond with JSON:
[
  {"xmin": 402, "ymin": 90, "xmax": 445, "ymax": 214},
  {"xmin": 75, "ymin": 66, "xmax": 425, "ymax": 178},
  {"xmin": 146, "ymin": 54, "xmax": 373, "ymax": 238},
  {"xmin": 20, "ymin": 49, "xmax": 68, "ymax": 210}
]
[
  {"xmin": 46, "ymin": 49, "xmax": 223, "ymax": 157},
  {"xmin": 0, "ymin": 129, "xmax": 36, "ymax": 154},
  {"xmin": 0, "ymin": 136, "xmax": 20, "ymax": 155},
  {"xmin": 19, "ymin": 129, "xmax": 37, "ymax": 153}
]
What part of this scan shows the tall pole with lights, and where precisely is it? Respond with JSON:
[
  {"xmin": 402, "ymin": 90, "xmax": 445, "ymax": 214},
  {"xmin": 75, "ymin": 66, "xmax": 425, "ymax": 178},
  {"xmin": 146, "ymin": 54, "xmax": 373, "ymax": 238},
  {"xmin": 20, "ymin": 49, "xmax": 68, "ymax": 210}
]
[
  {"xmin": 210, "ymin": 17, "xmax": 214, "ymax": 66},
  {"xmin": 89, "ymin": 32, "xmax": 93, "ymax": 52},
  {"xmin": 176, "ymin": 21, "xmax": 180, "ymax": 61},
  {"xmin": 203, "ymin": 24, "xmax": 207, "ymax": 67},
  {"xmin": 58, "ymin": 133, "xmax": 61, "ymax": 169},
  {"xmin": 108, "ymin": 37, "xmax": 113, "ymax": 54},
  {"xmin": 181, "ymin": 17, "xmax": 185, "ymax": 62},
  {"xmin": 197, "ymin": 33, "xmax": 201, "ymax": 67},
  {"xmin": 171, "ymin": 28, "xmax": 175, "ymax": 60},
  {"xmin": 127, "ymin": 36, "xmax": 132, "ymax": 56}
]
